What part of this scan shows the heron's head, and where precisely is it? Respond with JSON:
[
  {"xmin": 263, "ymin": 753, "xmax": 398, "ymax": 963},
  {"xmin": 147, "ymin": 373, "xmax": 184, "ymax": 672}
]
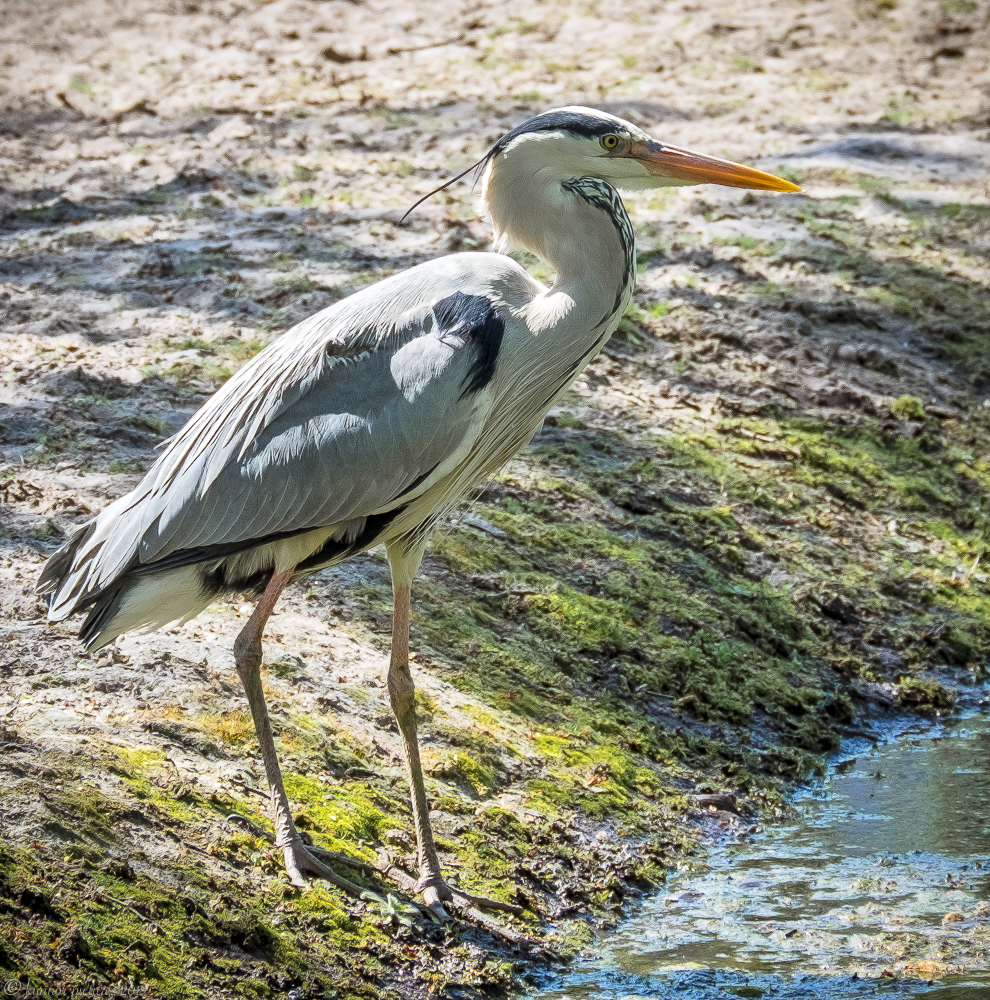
[{"xmin": 481, "ymin": 105, "xmax": 800, "ymax": 195}]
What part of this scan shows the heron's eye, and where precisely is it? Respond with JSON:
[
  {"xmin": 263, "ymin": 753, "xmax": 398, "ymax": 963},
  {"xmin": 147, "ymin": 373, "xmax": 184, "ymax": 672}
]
[{"xmin": 601, "ymin": 134, "xmax": 620, "ymax": 150}]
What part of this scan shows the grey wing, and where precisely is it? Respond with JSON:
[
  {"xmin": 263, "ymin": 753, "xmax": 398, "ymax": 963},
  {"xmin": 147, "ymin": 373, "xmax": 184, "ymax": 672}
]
[{"xmin": 41, "ymin": 254, "xmax": 534, "ymax": 620}]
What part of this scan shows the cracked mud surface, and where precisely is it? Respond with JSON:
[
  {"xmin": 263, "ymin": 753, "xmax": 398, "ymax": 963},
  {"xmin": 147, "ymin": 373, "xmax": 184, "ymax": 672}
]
[{"xmin": 0, "ymin": 0, "xmax": 989, "ymax": 995}]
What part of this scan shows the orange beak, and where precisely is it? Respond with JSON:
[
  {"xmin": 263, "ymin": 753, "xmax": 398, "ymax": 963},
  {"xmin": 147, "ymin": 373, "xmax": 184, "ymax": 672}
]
[{"xmin": 623, "ymin": 138, "xmax": 801, "ymax": 192}]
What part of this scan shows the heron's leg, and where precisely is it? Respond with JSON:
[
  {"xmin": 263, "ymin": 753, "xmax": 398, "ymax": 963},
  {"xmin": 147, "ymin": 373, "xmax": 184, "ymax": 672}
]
[
  {"xmin": 235, "ymin": 568, "xmax": 370, "ymax": 894},
  {"xmin": 386, "ymin": 583, "xmax": 521, "ymax": 921},
  {"xmin": 386, "ymin": 585, "xmax": 441, "ymax": 887}
]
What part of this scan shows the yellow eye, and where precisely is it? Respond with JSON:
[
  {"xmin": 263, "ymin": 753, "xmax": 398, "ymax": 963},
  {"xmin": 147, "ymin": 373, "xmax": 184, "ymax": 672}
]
[{"xmin": 601, "ymin": 134, "xmax": 619, "ymax": 150}]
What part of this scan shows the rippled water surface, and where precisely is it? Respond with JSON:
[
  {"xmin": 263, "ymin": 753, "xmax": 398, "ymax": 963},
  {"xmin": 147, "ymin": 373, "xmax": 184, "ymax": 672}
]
[{"xmin": 538, "ymin": 714, "xmax": 990, "ymax": 999}]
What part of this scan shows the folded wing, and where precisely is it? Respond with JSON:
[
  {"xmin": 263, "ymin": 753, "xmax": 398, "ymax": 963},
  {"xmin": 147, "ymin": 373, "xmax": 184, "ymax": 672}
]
[{"xmin": 39, "ymin": 255, "xmax": 528, "ymax": 626}]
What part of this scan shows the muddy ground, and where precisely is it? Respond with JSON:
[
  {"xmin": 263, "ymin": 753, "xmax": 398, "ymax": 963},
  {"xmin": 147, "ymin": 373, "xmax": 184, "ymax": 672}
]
[{"xmin": 1, "ymin": 0, "xmax": 989, "ymax": 995}]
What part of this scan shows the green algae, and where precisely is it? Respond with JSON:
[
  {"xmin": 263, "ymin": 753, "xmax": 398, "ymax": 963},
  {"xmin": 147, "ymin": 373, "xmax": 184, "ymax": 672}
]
[
  {"xmin": 282, "ymin": 773, "xmax": 389, "ymax": 857},
  {"xmin": 1, "ymin": 837, "xmax": 296, "ymax": 996},
  {"xmin": 8, "ymin": 124, "xmax": 990, "ymax": 999},
  {"xmin": 0, "ymin": 743, "xmax": 519, "ymax": 997}
]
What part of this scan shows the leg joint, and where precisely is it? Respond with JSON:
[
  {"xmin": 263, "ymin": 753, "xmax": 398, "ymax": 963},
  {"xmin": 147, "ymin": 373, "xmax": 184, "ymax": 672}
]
[
  {"xmin": 233, "ymin": 632, "xmax": 262, "ymax": 678},
  {"xmin": 387, "ymin": 661, "xmax": 416, "ymax": 725}
]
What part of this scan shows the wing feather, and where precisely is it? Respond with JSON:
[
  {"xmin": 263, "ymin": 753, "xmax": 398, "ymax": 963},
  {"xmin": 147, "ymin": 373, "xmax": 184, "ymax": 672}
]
[{"xmin": 40, "ymin": 254, "xmax": 536, "ymax": 620}]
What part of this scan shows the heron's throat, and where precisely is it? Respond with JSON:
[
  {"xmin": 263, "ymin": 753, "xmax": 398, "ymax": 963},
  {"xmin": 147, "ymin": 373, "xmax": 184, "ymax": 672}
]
[{"xmin": 484, "ymin": 163, "xmax": 636, "ymax": 333}]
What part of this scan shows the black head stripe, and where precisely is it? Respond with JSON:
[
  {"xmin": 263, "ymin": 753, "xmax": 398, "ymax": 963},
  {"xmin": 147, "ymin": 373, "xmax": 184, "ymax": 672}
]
[
  {"xmin": 402, "ymin": 110, "xmax": 628, "ymax": 219},
  {"xmin": 489, "ymin": 111, "xmax": 622, "ymax": 159}
]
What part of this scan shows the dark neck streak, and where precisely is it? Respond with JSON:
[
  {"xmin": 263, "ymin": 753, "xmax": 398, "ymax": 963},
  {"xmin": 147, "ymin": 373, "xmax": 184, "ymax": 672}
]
[
  {"xmin": 561, "ymin": 176, "xmax": 636, "ymax": 328},
  {"xmin": 516, "ymin": 178, "xmax": 637, "ymax": 418}
]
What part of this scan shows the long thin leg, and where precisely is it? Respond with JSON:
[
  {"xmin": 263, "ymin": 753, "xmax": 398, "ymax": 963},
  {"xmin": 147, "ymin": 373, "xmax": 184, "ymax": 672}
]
[
  {"xmin": 386, "ymin": 585, "xmax": 442, "ymax": 894},
  {"xmin": 386, "ymin": 582, "xmax": 522, "ymax": 920},
  {"xmin": 235, "ymin": 567, "xmax": 368, "ymax": 894}
]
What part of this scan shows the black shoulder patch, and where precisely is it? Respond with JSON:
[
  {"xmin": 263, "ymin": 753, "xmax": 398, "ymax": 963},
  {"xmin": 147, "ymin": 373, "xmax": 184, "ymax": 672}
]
[
  {"xmin": 433, "ymin": 291, "xmax": 505, "ymax": 397},
  {"xmin": 490, "ymin": 110, "xmax": 619, "ymax": 158}
]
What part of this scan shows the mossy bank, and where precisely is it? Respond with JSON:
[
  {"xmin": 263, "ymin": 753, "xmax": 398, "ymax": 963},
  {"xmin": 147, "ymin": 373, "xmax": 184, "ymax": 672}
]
[{"xmin": 3, "ymin": 361, "xmax": 988, "ymax": 993}]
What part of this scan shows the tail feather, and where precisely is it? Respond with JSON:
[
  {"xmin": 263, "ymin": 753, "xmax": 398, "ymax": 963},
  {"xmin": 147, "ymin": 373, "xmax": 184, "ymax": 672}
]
[
  {"xmin": 39, "ymin": 503, "xmax": 344, "ymax": 651},
  {"xmin": 37, "ymin": 511, "xmax": 212, "ymax": 649},
  {"xmin": 78, "ymin": 565, "xmax": 213, "ymax": 651},
  {"xmin": 35, "ymin": 522, "xmax": 97, "ymax": 604}
]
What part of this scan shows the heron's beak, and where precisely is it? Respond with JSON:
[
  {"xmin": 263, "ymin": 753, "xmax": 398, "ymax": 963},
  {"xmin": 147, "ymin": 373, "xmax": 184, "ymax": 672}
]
[{"xmin": 624, "ymin": 139, "xmax": 801, "ymax": 192}]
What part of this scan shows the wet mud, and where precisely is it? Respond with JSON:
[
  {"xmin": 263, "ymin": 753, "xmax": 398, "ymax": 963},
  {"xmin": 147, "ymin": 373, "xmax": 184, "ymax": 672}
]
[{"xmin": 540, "ymin": 711, "xmax": 990, "ymax": 997}]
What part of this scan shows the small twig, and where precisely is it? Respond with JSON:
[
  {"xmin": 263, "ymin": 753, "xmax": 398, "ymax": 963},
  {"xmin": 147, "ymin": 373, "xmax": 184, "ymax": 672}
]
[
  {"xmin": 308, "ymin": 844, "xmax": 379, "ymax": 876},
  {"xmin": 95, "ymin": 891, "xmax": 162, "ymax": 932},
  {"xmin": 231, "ymin": 779, "xmax": 268, "ymax": 799},
  {"xmin": 386, "ymin": 33, "xmax": 465, "ymax": 55},
  {"xmin": 961, "ymin": 553, "xmax": 982, "ymax": 586},
  {"xmin": 225, "ymin": 812, "xmax": 271, "ymax": 839}
]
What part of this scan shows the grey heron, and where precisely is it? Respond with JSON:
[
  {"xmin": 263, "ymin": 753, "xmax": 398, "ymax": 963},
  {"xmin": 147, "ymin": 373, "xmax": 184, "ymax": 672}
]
[{"xmin": 38, "ymin": 107, "xmax": 798, "ymax": 920}]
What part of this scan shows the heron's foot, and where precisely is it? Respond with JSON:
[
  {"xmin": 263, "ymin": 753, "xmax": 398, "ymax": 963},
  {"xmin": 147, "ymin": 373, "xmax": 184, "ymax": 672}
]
[
  {"xmin": 377, "ymin": 857, "xmax": 531, "ymax": 944},
  {"xmin": 281, "ymin": 839, "xmax": 366, "ymax": 896},
  {"xmin": 417, "ymin": 873, "xmax": 524, "ymax": 922}
]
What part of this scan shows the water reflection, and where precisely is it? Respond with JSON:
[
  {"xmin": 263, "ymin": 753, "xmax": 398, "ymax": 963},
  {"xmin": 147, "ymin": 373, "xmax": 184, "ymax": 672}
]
[{"xmin": 538, "ymin": 716, "xmax": 990, "ymax": 999}]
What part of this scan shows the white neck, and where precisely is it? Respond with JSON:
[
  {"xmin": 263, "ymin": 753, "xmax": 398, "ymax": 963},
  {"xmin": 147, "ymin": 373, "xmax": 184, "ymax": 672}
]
[{"xmin": 483, "ymin": 147, "xmax": 636, "ymax": 355}]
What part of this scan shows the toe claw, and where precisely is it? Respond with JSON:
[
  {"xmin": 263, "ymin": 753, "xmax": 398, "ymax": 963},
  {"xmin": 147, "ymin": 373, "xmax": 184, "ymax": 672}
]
[
  {"xmin": 421, "ymin": 883, "xmax": 451, "ymax": 921},
  {"xmin": 451, "ymin": 890, "xmax": 524, "ymax": 917},
  {"xmin": 417, "ymin": 875, "xmax": 523, "ymax": 917}
]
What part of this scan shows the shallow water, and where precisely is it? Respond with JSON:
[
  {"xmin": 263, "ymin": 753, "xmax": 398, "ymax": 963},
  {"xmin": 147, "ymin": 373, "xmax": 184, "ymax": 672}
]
[{"xmin": 539, "ymin": 714, "xmax": 990, "ymax": 999}]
